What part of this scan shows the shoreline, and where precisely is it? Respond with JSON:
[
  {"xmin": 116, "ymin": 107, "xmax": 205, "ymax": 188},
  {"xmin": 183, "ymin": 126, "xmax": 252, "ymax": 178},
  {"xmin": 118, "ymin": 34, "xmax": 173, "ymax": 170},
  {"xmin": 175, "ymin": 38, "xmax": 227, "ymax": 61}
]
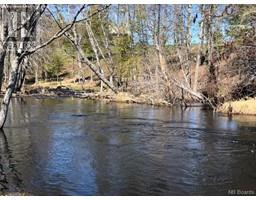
[
  {"xmin": 2, "ymin": 85, "xmax": 256, "ymax": 116},
  {"xmin": 7, "ymin": 86, "xmax": 173, "ymax": 107}
]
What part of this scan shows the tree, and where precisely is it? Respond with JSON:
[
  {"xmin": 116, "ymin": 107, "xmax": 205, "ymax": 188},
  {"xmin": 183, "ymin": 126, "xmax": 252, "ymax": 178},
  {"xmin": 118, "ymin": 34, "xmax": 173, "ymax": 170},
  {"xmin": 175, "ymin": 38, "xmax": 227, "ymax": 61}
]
[
  {"xmin": 0, "ymin": 4, "xmax": 86, "ymax": 129},
  {"xmin": 193, "ymin": 5, "xmax": 205, "ymax": 92},
  {"xmin": 45, "ymin": 50, "xmax": 64, "ymax": 81},
  {"xmin": 48, "ymin": 4, "xmax": 118, "ymax": 93},
  {"xmin": 0, "ymin": 6, "xmax": 10, "ymax": 92}
]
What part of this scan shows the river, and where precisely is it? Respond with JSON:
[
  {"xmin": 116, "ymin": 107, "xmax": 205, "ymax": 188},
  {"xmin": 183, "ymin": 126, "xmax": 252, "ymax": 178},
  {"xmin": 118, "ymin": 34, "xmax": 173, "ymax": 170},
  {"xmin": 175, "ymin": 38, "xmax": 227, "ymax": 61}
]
[{"xmin": 0, "ymin": 97, "xmax": 255, "ymax": 195}]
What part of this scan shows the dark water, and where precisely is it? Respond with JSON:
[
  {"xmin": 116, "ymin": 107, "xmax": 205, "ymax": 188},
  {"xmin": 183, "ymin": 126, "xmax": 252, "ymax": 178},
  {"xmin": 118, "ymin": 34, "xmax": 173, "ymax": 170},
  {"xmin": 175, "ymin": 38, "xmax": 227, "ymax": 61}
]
[{"xmin": 0, "ymin": 97, "xmax": 256, "ymax": 195}]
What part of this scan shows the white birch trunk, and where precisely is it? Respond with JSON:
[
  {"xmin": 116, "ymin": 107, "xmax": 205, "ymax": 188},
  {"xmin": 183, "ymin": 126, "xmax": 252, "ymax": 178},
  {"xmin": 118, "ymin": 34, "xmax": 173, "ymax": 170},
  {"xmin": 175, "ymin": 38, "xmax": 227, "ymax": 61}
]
[{"xmin": 0, "ymin": 56, "xmax": 20, "ymax": 128}]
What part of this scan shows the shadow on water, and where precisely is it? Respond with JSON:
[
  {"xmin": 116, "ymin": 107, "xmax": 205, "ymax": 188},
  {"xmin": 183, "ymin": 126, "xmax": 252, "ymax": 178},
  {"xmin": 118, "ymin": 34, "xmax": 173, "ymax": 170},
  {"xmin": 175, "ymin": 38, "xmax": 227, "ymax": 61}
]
[{"xmin": 0, "ymin": 130, "xmax": 23, "ymax": 194}]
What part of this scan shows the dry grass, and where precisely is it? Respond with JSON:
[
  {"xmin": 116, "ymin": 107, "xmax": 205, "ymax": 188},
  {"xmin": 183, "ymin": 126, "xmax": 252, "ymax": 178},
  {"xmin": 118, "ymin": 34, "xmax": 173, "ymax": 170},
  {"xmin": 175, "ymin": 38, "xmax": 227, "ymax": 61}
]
[
  {"xmin": 113, "ymin": 92, "xmax": 169, "ymax": 105},
  {"xmin": 29, "ymin": 79, "xmax": 98, "ymax": 92},
  {"xmin": 25, "ymin": 79, "xmax": 170, "ymax": 106},
  {"xmin": 114, "ymin": 92, "xmax": 135, "ymax": 103},
  {"xmin": 218, "ymin": 98, "xmax": 256, "ymax": 115}
]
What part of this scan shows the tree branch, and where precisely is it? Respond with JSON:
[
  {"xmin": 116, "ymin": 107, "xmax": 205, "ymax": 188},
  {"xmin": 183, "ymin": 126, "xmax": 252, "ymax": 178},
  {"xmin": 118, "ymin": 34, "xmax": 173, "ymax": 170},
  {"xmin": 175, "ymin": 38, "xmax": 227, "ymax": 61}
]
[{"xmin": 23, "ymin": 4, "xmax": 86, "ymax": 56}]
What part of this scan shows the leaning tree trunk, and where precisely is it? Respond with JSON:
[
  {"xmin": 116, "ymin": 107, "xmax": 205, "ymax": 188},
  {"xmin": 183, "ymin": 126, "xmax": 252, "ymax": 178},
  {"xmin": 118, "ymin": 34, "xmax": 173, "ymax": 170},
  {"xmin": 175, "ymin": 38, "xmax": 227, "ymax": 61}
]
[
  {"xmin": 68, "ymin": 24, "xmax": 117, "ymax": 93},
  {"xmin": 15, "ymin": 65, "xmax": 26, "ymax": 92},
  {"xmin": 0, "ymin": 56, "xmax": 21, "ymax": 129},
  {"xmin": 76, "ymin": 44, "xmax": 117, "ymax": 93}
]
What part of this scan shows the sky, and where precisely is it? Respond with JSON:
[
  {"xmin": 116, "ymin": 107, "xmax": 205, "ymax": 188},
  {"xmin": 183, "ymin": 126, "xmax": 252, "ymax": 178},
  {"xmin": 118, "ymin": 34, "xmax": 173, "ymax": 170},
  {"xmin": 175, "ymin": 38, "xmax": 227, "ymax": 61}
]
[{"xmin": 48, "ymin": 4, "xmax": 230, "ymax": 45}]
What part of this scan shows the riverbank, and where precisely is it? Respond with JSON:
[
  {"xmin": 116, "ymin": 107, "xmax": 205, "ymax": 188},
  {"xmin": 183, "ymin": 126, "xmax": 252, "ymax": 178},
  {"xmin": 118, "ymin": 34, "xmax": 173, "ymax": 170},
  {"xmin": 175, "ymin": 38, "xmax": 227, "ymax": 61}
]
[
  {"xmin": 8, "ymin": 81, "xmax": 256, "ymax": 116},
  {"xmin": 21, "ymin": 82, "xmax": 171, "ymax": 107},
  {"xmin": 217, "ymin": 98, "xmax": 256, "ymax": 115}
]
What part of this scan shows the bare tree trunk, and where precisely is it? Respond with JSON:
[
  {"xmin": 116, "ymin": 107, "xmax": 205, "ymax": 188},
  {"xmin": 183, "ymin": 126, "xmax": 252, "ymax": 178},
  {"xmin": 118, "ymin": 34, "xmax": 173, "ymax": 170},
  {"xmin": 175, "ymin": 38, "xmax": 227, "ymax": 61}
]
[
  {"xmin": 0, "ymin": 56, "xmax": 21, "ymax": 128},
  {"xmin": 206, "ymin": 5, "xmax": 217, "ymax": 85},
  {"xmin": 35, "ymin": 62, "xmax": 39, "ymax": 83},
  {"xmin": 15, "ymin": 58, "xmax": 28, "ymax": 92},
  {"xmin": 73, "ymin": 24, "xmax": 83, "ymax": 84},
  {"xmin": 99, "ymin": 12, "xmax": 115, "ymax": 86},
  {"xmin": 0, "ymin": 51, "xmax": 6, "ymax": 92},
  {"xmin": 100, "ymin": 69, "xmax": 104, "ymax": 93},
  {"xmin": 193, "ymin": 7, "xmax": 205, "ymax": 92},
  {"xmin": 155, "ymin": 5, "xmax": 168, "ymax": 75},
  {"xmin": 90, "ymin": 71, "xmax": 93, "ymax": 82},
  {"xmin": 77, "ymin": 45, "xmax": 117, "ymax": 93},
  {"xmin": 66, "ymin": 23, "xmax": 118, "ymax": 93},
  {"xmin": 15, "ymin": 66, "xmax": 26, "ymax": 92},
  {"xmin": 15, "ymin": 65, "xmax": 22, "ymax": 92},
  {"xmin": 3, "ymin": 50, "xmax": 10, "ymax": 86},
  {"xmin": 186, "ymin": 5, "xmax": 192, "ymax": 87},
  {"xmin": 85, "ymin": 21, "xmax": 105, "ymax": 92},
  {"xmin": 0, "ymin": 6, "xmax": 8, "ymax": 92},
  {"xmin": 77, "ymin": 53, "xmax": 83, "ymax": 83},
  {"xmin": 158, "ymin": 50, "xmax": 168, "ymax": 75}
]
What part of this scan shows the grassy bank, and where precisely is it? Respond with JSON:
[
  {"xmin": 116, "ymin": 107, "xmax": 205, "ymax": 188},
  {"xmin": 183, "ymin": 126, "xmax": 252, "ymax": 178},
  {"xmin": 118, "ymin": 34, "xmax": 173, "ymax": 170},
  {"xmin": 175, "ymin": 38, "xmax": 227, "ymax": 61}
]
[{"xmin": 217, "ymin": 98, "xmax": 256, "ymax": 115}]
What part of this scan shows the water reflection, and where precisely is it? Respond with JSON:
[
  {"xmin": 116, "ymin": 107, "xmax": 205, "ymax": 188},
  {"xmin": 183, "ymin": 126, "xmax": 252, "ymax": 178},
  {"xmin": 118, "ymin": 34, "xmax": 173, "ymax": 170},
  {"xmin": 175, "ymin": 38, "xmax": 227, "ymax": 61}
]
[
  {"xmin": 1, "ymin": 97, "xmax": 256, "ymax": 195},
  {"xmin": 0, "ymin": 130, "xmax": 22, "ymax": 194}
]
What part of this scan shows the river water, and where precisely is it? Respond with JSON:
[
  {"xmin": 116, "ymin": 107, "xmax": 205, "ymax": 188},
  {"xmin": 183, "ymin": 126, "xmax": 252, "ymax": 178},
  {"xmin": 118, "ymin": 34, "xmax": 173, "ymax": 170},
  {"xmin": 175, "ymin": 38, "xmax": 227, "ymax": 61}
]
[{"xmin": 0, "ymin": 97, "xmax": 255, "ymax": 195}]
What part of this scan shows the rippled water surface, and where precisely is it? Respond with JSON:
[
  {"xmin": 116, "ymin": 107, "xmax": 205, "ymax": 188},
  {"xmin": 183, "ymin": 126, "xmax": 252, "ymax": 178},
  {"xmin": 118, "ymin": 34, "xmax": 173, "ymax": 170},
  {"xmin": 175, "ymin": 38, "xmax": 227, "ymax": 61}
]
[{"xmin": 0, "ymin": 97, "xmax": 256, "ymax": 195}]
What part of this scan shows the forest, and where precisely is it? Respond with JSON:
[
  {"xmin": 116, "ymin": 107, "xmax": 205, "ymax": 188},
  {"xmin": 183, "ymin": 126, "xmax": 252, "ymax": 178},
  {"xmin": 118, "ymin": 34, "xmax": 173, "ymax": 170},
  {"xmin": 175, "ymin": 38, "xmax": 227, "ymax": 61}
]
[{"xmin": 0, "ymin": 4, "xmax": 256, "ymax": 128}]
